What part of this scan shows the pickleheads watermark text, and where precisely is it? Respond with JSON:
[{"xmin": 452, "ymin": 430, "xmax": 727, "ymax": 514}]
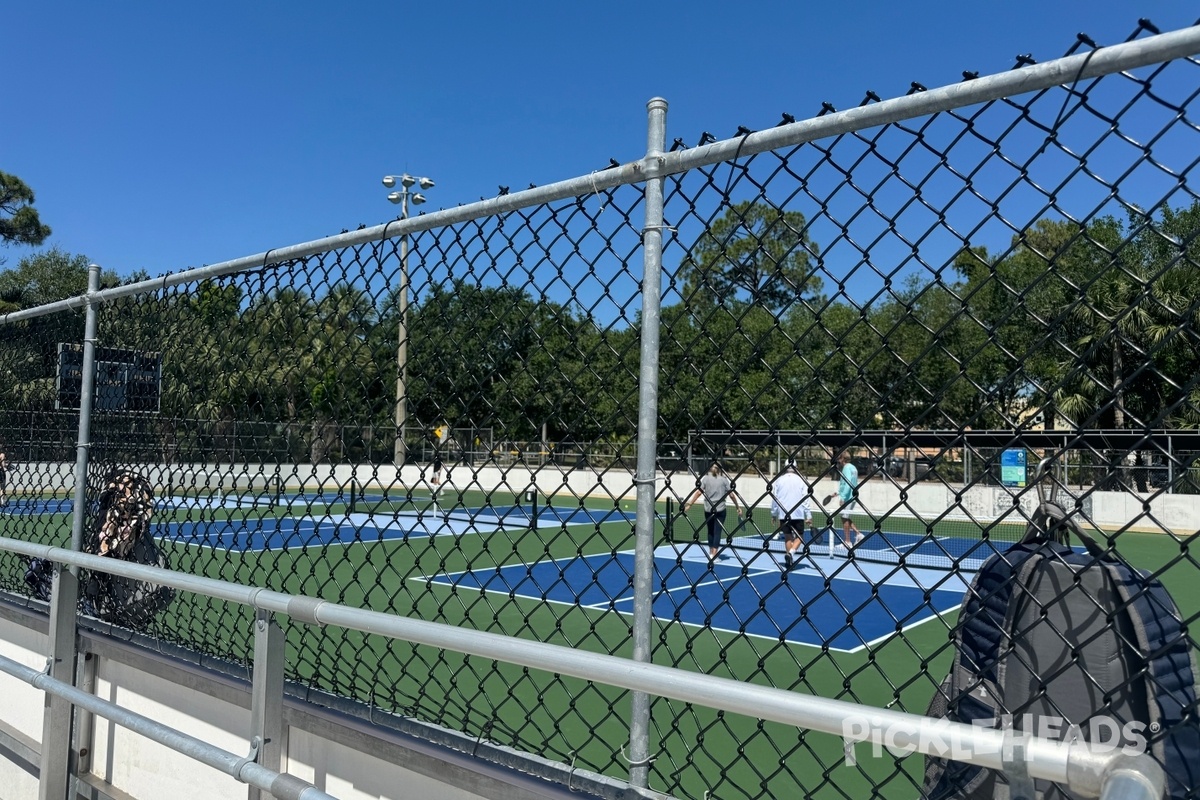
[{"xmin": 841, "ymin": 714, "xmax": 1151, "ymax": 766}]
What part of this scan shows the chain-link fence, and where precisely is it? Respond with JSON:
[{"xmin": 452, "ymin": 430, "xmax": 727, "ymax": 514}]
[{"xmin": 3, "ymin": 19, "xmax": 1200, "ymax": 800}]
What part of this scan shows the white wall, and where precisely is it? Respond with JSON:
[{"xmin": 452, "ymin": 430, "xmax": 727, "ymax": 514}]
[
  {"xmin": 0, "ymin": 610, "xmax": 532, "ymax": 800},
  {"xmin": 706, "ymin": 473, "xmax": 1197, "ymax": 536},
  {"xmin": 89, "ymin": 660, "xmax": 248, "ymax": 800},
  {"xmin": 14, "ymin": 459, "xmax": 1199, "ymax": 536},
  {"xmin": 287, "ymin": 730, "xmax": 484, "ymax": 800},
  {"xmin": 0, "ymin": 616, "xmax": 47, "ymax": 800}
]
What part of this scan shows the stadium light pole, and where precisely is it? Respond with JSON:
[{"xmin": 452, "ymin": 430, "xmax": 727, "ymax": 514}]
[{"xmin": 383, "ymin": 174, "xmax": 434, "ymax": 465}]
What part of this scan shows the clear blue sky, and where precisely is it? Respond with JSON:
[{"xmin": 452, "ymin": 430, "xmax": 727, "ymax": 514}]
[{"xmin": 4, "ymin": 1, "xmax": 1197, "ymax": 280}]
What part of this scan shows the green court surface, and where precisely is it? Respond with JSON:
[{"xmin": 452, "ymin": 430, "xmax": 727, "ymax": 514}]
[{"xmin": 3, "ymin": 486, "xmax": 1197, "ymax": 800}]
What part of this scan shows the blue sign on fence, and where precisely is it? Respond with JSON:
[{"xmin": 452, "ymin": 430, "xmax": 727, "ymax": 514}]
[{"xmin": 1001, "ymin": 448, "xmax": 1027, "ymax": 487}]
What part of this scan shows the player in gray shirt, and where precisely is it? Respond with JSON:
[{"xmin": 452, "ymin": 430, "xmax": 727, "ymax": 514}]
[{"xmin": 684, "ymin": 462, "xmax": 742, "ymax": 564}]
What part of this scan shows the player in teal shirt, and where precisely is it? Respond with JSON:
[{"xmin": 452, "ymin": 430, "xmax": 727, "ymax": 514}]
[{"xmin": 837, "ymin": 451, "xmax": 863, "ymax": 548}]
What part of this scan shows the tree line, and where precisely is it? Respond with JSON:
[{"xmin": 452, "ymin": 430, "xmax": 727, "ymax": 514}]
[{"xmin": 2, "ymin": 196, "xmax": 1198, "ymax": 462}]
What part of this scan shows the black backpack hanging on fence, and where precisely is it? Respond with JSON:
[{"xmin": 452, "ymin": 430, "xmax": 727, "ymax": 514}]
[
  {"xmin": 923, "ymin": 500, "xmax": 1200, "ymax": 800},
  {"xmin": 23, "ymin": 556, "xmax": 55, "ymax": 601},
  {"xmin": 81, "ymin": 469, "xmax": 175, "ymax": 627}
]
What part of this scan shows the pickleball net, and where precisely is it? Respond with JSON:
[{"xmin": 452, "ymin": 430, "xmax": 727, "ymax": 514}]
[
  {"xmin": 347, "ymin": 479, "xmax": 541, "ymax": 528},
  {"xmin": 664, "ymin": 498, "xmax": 1031, "ymax": 571}
]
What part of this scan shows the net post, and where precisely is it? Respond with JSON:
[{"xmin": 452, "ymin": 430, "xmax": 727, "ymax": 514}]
[
  {"xmin": 525, "ymin": 487, "xmax": 538, "ymax": 531},
  {"xmin": 664, "ymin": 497, "xmax": 675, "ymax": 543},
  {"xmin": 349, "ymin": 477, "xmax": 357, "ymax": 515},
  {"xmin": 1168, "ymin": 435, "xmax": 1174, "ymax": 493}
]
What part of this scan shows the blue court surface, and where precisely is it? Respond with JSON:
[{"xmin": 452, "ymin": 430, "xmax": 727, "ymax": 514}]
[
  {"xmin": 140, "ymin": 503, "xmax": 970, "ymax": 651},
  {"xmin": 734, "ymin": 526, "xmax": 1011, "ymax": 573},
  {"xmin": 154, "ymin": 513, "xmax": 491, "ymax": 551},
  {"xmin": 153, "ymin": 505, "xmax": 635, "ymax": 551},
  {"xmin": 0, "ymin": 498, "xmax": 75, "ymax": 515},
  {"xmin": 346, "ymin": 496, "xmax": 636, "ymax": 528},
  {"xmin": 428, "ymin": 542, "xmax": 969, "ymax": 652},
  {"xmin": 155, "ymin": 516, "xmax": 359, "ymax": 551},
  {"xmin": 0, "ymin": 494, "xmax": 281, "ymax": 516}
]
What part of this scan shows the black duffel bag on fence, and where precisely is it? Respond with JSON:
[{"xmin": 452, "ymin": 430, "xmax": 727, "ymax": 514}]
[{"xmin": 81, "ymin": 469, "xmax": 175, "ymax": 628}]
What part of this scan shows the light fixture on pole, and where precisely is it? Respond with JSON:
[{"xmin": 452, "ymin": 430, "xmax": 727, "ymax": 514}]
[{"xmin": 382, "ymin": 174, "xmax": 434, "ymax": 465}]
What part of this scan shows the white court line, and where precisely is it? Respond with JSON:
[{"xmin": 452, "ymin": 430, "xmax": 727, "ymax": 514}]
[
  {"xmin": 408, "ymin": 540, "xmax": 969, "ymax": 653},
  {"xmin": 590, "ymin": 561, "xmax": 783, "ymax": 611},
  {"xmin": 656, "ymin": 541, "xmax": 970, "ymax": 650},
  {"xmin": 343, "ymin": 512, "xmax": 501, "ymax": 536},
  {"xmin": 659, "ymin": 540, "xmax": 972, "ymax": 592},
  {"xmin": 417, "ymin": 558, "xmax": 879, "ymax": 653}
]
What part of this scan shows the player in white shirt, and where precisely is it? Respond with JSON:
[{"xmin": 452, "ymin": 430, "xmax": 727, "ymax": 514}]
[{"xmin": 769, "ymin": 461, "xmax": 814, "ymax": 569}]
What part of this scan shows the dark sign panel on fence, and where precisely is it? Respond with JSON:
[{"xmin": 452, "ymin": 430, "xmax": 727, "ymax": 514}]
[{"xmin": 56, "ymin": 343, "xmax": 162, "ymax": 413}]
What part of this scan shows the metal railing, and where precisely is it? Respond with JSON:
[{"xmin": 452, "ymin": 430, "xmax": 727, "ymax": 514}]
[
  {"xmin": 1, "ymin": 18, "xmax": 1198, "ymax": 800},
  {"xmin": 0, "ymin": 654, "xmax": 330, "ymax": 800},
  {"xmin": 0, "ymin": 536, "xmax": 1167, "ymax": 800}
]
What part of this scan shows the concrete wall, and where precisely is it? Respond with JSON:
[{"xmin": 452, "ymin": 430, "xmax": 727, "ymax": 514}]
[
  {"xmin": 12, "ymin": 459, "xmax": 1199, "ymax": 536},
  {"xmin": 721, "ymin": 473, "xmax": 1197, "ymax": 535},
  {"xmin": 0, "ymin": 616, "xmax": 46, "ymax": 800},
  {"xmin": 89, "ymin": 658, "xmax": 248, "ymax": 800},
  {"xmin": 0, "ymin": 606, "xmax": 603, "ymax": 800}
]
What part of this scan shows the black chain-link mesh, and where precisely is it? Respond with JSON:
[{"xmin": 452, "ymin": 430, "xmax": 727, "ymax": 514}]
[
  {"xmin": 2, "ymin": 20, "xmax": 1199, "ymax": 800},
  {"xmin": 0, "ymin": 315, "xmax": 82, "ymax": 561}
]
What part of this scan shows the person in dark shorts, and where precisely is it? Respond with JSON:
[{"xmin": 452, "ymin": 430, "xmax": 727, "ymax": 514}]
[
  {"xmin": 684, "ymin": 462, "xmax": 742, "ymax": 563},
  {"xmin": 770, "ymin": 460, "xmax": 813, "ymax": 569},
  {"xmin": 431, "ymin": 423, "xmax": 449, "ymax": 490},
  {"xmin": 0, "ymin": 446, "xmax": 8, "ymax": 508}
]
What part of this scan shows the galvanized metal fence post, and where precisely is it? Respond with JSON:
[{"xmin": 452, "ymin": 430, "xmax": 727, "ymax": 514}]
[
  {"xmin": 69, "ymin": 264, "xmax": 101, "ymax": 556},
  {"xmin": 39, "ymin": 263, "xmax": 100, "ymax": 800},
  {"xmin": 627, "ymin": 96, "xmax": 669, "ymax": 793},
  {"xmin": 247, "ymin": 609, "xmax": 286, "ymax": 800},
  {"xmin": 40, "ymin": 565, "xmax": 79, "ymax": 800},
  {"xmin": 72, "ymin": 651, "xmax": 98, "ymax": 775}
]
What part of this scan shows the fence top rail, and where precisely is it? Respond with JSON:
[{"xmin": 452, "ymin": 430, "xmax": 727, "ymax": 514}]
[
  {"xmin": 0, "ymin": 535, "xmax": 1163, "ymax": 799},
  {"xmin": 660, "ymin": 24, "xmax": 1200, "ymax": 175},
  {"xmin": 1, "ymin": 24, "xmax": 1197, "ymax": 328}
]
